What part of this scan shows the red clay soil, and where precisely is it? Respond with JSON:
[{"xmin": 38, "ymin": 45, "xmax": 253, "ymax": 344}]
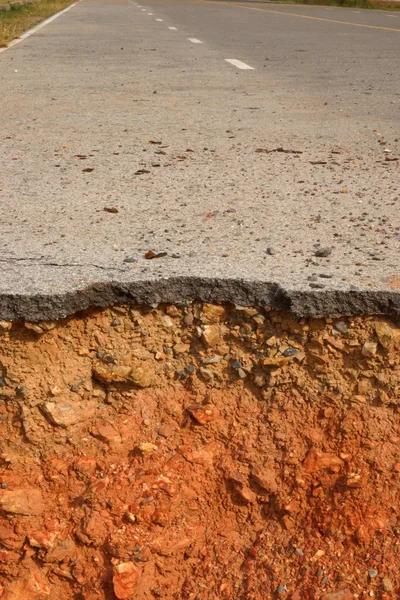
[{"xmin": 0, "ymin": 304, "xmax": 399, "ymax": 600}]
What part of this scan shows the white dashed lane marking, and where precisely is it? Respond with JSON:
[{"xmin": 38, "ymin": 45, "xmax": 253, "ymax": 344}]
[
  {"xmin": 188, "ymin": 37, "xmax": 203, "ymax": 43},
  {"xmin": 169, "ymin": 26, "xmax": 178, "ymax": 30},
  {"xmin": 225, "ymin": 59, "xmax": 254, "ymax": 70},
  {"xmin": 156, "ymin": 18, "xmax": 163, "ymax": 21}
]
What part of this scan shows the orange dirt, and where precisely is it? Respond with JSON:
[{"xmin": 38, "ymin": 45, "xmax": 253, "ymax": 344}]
[{"xmin": 0, "ymin": 303, "xmax": 399, "ymax": 600}]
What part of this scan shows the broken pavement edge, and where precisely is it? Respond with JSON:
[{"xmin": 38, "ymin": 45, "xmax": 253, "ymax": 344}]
[{"xmin": 1, "ymin": 276, "xmax": 399, "ymax": 321}]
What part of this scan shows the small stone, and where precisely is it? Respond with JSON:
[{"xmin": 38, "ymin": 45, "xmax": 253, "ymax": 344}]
[
  {"xmin": 352, "ymin": 395, "xmax": 366, "ymax": 404},
  {"xmin": 70, "ymin": 381, "xmax": 83, "ymax": 392},
  {"xmin": 254, "ymin": 374, "xmax": 266, "ymax": 387},
  {"xmin": 308, "ymin": 275, "xmax": 318, "ymax": 282},
  {"xmin": 41, "ymin": 400, "xmax": 97, "ymax": 428},
  {"xmin": 92, "ymin": 363, "xmax": 131, "ymax": 384},
  {"xmin": 158, "ymin": 424, "xmax": 175, "ymax": 438},
  {"xmin": 173, "ymin": 343, "xmax": 190, "ymax": 354},
  {"xmin": 312, "ymin": 549, "xmax": 325, "ymax": 561},
  {"xmin": 362, "ymin": 341, "xmax": 377, "ymax": 357},
  {"xmin": 202, "ymin": 324, "xmax": 221, "ymax": 347},
  {"xmin": 24, "ymin": 321, "xmax": 56, "ymax": 334},
  {"xmin": 183, "ymin": 312, "xmax": 194, "ymax": 326},
  {"xmin": 0, "ymin": 320, "xmax": 12, "ymax": 332},
  {"xmin": 266, "ymin": 247, "xmax": 276, "ymax": 255},
  {"xmin": 303, "ymin": 448, "xmax": 343, "ymax": 473},
  {"xmin": 144, "ymin": 250, "xmax": 167, "ymax": 259},
  {"xmin": 374, "ymin": 321, "xmax": 398, "ymax": 350},
  {"xmin": 185, "ymin": 364, "xmax": 195, "ymax": 374},
  {"xmin": 202, "ymin": 304, "xmax": 225, "ymax": 323},
  {"xmin": 231, "ymin": 360, "xmax": 241, "ymax": 369},
  {"xmin": 382, "ymin": 577, "xmax": 394, "ymax": 593},
  {"xmin": 201, "ymin": 355, "xmax": 222, "ymax": 364},
  {"xmin": 199, "ymin": 367, "xmax": 214, "ymax": 381},
  {"xmin": 94, "ymin": 423, "xmax": 121, "ymax": 443},
  {"xmin": 188, "ymin": 404, "xmax": 217, "ymax": 425},
  {"xmin": 277, "ymin": 585, "xmax": 287, "ymax": 594},
  {"xmin": 175, "ymin": 369, "xmax": 188, "ymax": 379},
  {"xmin": 129, "ymin": 361, "xmax": 156, "ymax": 387},
  {"xmin": 335, "ymin": 321, "xmax": 348, "ymax": 334},
  {"xmin": 237, "ymin": 485, "xmax": 256, "ymax": 503},
  {"xmin": 253, "ymin": 313, "xmax": 265, "ymax": 326},
  {"xmin": 123, "ymin": 257, "xmax": 137, "ymax": 263},
  {"xmin": 161, "ymin": 315, "xmax": 174, "ymax": 328},
  {"xmin": 50, "ymin": 385, "xmax": 62, "ymax": 396},
  {"xmin": 240, "ymin": 307, "xmax": 259, "ymax": 317},
  {"xmin": 28, "ymin": 530, "xmax": 56, "ymax": 549},
  {"xmin": 138, "ymin": 442, "xmax": 158, "ymax": 454},
  {"xmin": 315, "ymin": 247, "xmax": 332, "ymax": 257},
  {"xmin": 46, "ymin": 536, "xmax": 77, "ymax": 562},
  {"xmin": 251, "ymin": 466, "xmax": 278, "ymax": 493},
  {"xmin": 283, "ymin": 347, "xmax": 298, "ymax": 357},
  {"xmin": 237, "ymin": 368, "xmax": 247, "ymax": 379},
  {"xmin": 113, "ymin": 562, "xmax": 139, "ymax": 600},
  {"xmin": 263, "ymin": 355, "xmax": 294, "ymax": 367},
  {"xmin": 368, "ymin": 568, "xmax": 378, "ymax": 579}
]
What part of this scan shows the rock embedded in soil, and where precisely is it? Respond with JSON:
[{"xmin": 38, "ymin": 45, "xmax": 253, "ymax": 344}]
[
  {"xmin": 202, "ymin": 323, "xmax": 222, "ymax": 347},
  {"xmin": 0, "ymin": 302, "xmax": 399, "ymax": 599},
  {"xmin": 92, "ymin": 363, "xmax": 131, "ymax": 384},
  {"xmin": 113, "ymin": 562, "xmax": 139, "ymax": 599},
  {"xmin": 129, "ymin": 361, "xmax": 156, "ymax": 387},
  {"xmin": 303, "ymin": 448, "xmax": 344, "ymax": 473},
  {"xmin": 250, "ymin": 465, "xmax": 279, "ymax": 493},
  {"xmin": 0, "ymin": 489, "xmax": 46, "ymax": 516},
  {"xmin": 1, "ymin": 569, "xmax": 50, "ymax": 600},
  {"xmin": 40, "ymin": 400, "xmax": 98, "ymax": 428}
]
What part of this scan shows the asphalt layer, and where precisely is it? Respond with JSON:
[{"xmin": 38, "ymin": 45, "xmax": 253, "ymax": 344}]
[{"xmin": 0, "ymin": 0, "xmax": 399, "ymax": 320}]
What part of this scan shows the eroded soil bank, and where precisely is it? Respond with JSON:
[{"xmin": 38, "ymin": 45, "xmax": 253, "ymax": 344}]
[{"xmin": 0, "ymin": 303, "xmax": 399, "ymax": 600}]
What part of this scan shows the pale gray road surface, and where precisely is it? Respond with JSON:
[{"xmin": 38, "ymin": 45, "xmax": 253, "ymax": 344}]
[{"xmin": 0, "ymin": 0, "xmax": 399, "ymax": 320}]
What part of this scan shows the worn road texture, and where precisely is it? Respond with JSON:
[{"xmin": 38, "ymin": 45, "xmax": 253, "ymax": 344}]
[{"xmin": 0, "ymin": 0, "xmax": 399, "ymax": 320}]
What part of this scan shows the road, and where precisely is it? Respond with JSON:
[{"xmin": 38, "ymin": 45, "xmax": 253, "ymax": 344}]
[{"xmin": 0, "ymin": 0, "xmax": 399, "ymax": 320}]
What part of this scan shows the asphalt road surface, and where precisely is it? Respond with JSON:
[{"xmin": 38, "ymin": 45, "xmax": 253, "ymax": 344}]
[{"xmin": 0, "ymin": 0, "xmax": 399, "ymax": 320}]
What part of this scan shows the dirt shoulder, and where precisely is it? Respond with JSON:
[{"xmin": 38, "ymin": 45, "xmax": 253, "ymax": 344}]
[{"xmin": 0, "ymin": 0, "xmax": 74, "ymax": 47}]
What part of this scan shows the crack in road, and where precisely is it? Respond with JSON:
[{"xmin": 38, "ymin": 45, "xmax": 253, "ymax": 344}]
[{"xmin": 0, "ymin": 257, "xmax": 128, "ymax": 273}]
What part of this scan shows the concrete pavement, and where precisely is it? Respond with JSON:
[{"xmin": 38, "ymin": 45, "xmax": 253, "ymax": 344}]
[{"xmin": 0, "ymin": 0, "xmax": 399, "ymax": 320}]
